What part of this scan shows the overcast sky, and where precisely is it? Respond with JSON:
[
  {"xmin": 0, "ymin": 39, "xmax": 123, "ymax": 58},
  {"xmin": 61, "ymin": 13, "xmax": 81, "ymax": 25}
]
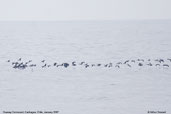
[{"xmin": 0, "ymin": 0, "xmax": 171, "ymax": 21}]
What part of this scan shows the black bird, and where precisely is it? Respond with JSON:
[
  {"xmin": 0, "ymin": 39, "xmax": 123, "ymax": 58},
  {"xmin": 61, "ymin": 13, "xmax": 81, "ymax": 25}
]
[
  {"xmin": 12, "ymin": 62, "xmax": 19, "ymax": 65},
  {"xmin": 63, "ymin": 63, "xmax": 69, "ymax": 68},
  {"xmin": 155, "ymin": 64, "xmax": 160, "ymax": 66},
  {"xmin": 155, "ymin": 59, "xmax": 164, "ymax": 63},
  {"xmin": 13, "ymin": 64, "xmax": 19, "ymax": 69},
  {"xmin": 20, "ymin": 64, "xmax": 27, "ymax": 69},
  {"xmin": 85, "ymin": 64, "xmax": 89, "ymax": 68},
  {"xmin": 159, "ymin": 59, "xmax": 164, "ymax": 63},
  {"xmin": 138, "ymin": 63, "xmax": 143, "ymax": 66},
  {"xmin": 131, "ymin": 60, "xmax": 135, "ymax": 63},
  {"xmin": 18, "ymin": 58, "xmax": 22, "ymax": 61},
  {"xmin": 19, "ymin": 63, "xmax": 24, "ymax": 66},
  {"xmin": 29, "ymin": 64, "xmax": 32, "ymax": 67},
  {"xmin": 13, "ymin": 63, "xmax": 27, "ymax": 70},
  {"xmin": 29, "ymin": 64, "xmax": 36, "ymax": 67},
  {"xmin": 163, "ymin": 64, "xmax": 169, "ymax": 67},
  {"xmin": 137, "ymin": 59, "xmax": 144, "ymax": 62},
  {"xmin": 91, "ymin": 64, "xmax": 95, "ymax": 67},
  {"xmin": 147, "ymin": 63, "xmax": 152, "ymax": 66},
  {"xmin": 167, "ymin": 58, "xmax": 171, "ymax": 62},
  {"xmin": 28, "ymin": 60, "xmax": 32, "ymax": 63},
  {"xmin": 72, "ymin": 62, "xmax": 76, "ymax": 66},
  {"xmin": 80, "ymin": 62, "xmax": 85, "ymax": 65},
  {"xmin": 42, "ymin": 64, "xmax": 47, "ymax": 68},
  {"xmin": 108, "ymin": 63, "xmax": 113, "ymax": 67},
  {"xmin": 127, "ymin": 64, "xmax": 131, "ymax": 67},
  {"xmin": 117, "ymin": 62, "xmax": 122, "ymax": 64},
  {"xmin": 54, "ymin": 63, "xmax": 57, "ymax": 66},
  {"xmin": 19, "ymin": 64, "xmax": 27, "ymax": 70},
  {"xmin": 155, "ymin": 59, "xmax": 158, "ymax": 62},
  {"xmin": 57, "ymin": 64, "xmax": 63, "ymax": 67},
  {"xmin": 7, "ymin": 60, "xmax": 10, "ymax": 62},
  {"xmin": 104, "ymin": 64, "xmax": 108, "ymax": 67},
  {"xmin": 115, "ymin": 65, "xmax": 120, "ymax": 68},
  {"xmin": 41, "ymin": 60, "xmax": 45, "ymax": 63},
  {"xmin": 124, "ymin": 60, "xmax": 129, "ymax": 64},
  {"xmin": 97, "ymin": 64, "xmax": 101, "ymax": 66}
]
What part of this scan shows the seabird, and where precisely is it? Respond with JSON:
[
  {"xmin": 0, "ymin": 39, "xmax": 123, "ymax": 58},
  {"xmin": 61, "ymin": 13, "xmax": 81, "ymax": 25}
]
[
  {"xmin": 138, "ymin": 63, "xmax": 143, "ymax": 66},
  {"xmin": 155, "ymin": 64, "xmax": 160, "ymax": 66},
  {"xmin": 117, "ymin": 62, "xmax": 122, "ymax": 64},
  {"xmin": 137, "ymin": 59, "xmax": 144, "ymax": 62},
  {"xmin": 155, "ymin": 59, "xmax": 164, "ymax": 63},
  {"xmin": 54, "ymin": 63, "xmax": 57, "ymax": 66},
  {"xmin": 57, "ymin": 64, "xmax": 63, "ymax": 67},
  {"xmin": 72, "ymin": 62, "xmax": 76, "ymax": 66},
  {"xmin": 28, "ymin": 60, "xmax": 32, "ymax": 63},
  {"xmin": 13, "ymin": 64, "xmax": 19, "ymax": 69},
  {"xmin": 124, "ymin": 60, "xmax": 129, "ymax": 64},
  {"xmin": 80, "ymin": 62, "xmax": 85, "ymax": 65},
  {"xmin": 41, "ymin": 60, "xmax": 45, "ymax": 62},
  {"xmin": 131, "ymin": 60, "xmax": 135, "ymax": 63},
  {"xmin": 167, "ymin": 58, "xmax": 171, "ymax": 62},
  {"xmin": 29, "ymin": 64, "xmax": 36, "ymax": 67},
  {"xmin": 85, "ymin": 64, "xmax": 89, "ymax": 68},
  {"xmin": 108, "ymin": 63, "xmax": 113, "ymax": 67},
  {"xmin": 63, "ymin": 63, "xmax": 69, "ymax": 68},
  {"xmin": 91, "ymin": 64, "xmax": 95, "ymax": 67},
  {"xmin": 159, "ymin": 59, "xmax": 164, "ymax": 63},
  {"xmin": 163, "ymin": 64, "xmax": 169, "ymax": 67},
  {"xmin": 12, "ymin": 62, "xmax": 19, "ymax": 65},
  {"xmin": 104, "ymin": 64, "xmax": 108, "ymax": 67},
  {"xmin": 19, "ymin": 64, "xmax": 27, "ymax": 69},
  {"xmin": 127, "ymin": 64, "xmax": 131, "ymax": 67},
  {"xmin": 42, "ymin": 64, "xmax": 47, "ymax": 68},
  {"xmin": 115, "ymin": 65, "xmax": 120, "ymax": 68},
  {"xmin": 97, "ymin": 64, "xmax": 101, "ymax": 66},
  {"xmin": 147, "ymin": 63, "xmax": 152, "ymax": 66}
]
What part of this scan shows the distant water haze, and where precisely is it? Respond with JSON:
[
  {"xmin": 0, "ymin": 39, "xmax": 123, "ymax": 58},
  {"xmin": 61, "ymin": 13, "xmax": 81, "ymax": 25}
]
[{"xmin": 0, "ymin": 0, "xmax": 171, "ymax": 21}]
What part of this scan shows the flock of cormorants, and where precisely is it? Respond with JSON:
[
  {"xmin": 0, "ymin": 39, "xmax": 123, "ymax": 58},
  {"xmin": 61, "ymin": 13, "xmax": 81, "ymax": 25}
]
[{"xmin": 6, "ymin": 58, "xmax": 171, "ymax": 70}]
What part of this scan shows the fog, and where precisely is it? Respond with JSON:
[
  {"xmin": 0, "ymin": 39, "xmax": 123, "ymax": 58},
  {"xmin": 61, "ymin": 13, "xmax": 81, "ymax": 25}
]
[{"xmin": 0, "ymin": 0, "xmax": 171, "ymax": 21}]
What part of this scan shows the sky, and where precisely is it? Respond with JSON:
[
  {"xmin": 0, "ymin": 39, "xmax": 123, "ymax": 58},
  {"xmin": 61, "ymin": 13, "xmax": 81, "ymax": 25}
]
[{"xmin": 0, "ymin": 0, "xmax": 171, "ymax": 21}]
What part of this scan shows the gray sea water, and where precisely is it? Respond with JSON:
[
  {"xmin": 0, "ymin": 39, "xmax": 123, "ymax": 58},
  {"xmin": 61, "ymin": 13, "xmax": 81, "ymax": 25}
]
[{"xmin": 0, "ymin": 20, "xmax": 171, "ymax": 114}]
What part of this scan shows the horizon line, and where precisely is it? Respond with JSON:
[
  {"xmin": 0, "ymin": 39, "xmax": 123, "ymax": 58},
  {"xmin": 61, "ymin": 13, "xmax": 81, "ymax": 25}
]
[{"xmin": 0, "ymin": 19, "xmax": 171, "ymax": 22}]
